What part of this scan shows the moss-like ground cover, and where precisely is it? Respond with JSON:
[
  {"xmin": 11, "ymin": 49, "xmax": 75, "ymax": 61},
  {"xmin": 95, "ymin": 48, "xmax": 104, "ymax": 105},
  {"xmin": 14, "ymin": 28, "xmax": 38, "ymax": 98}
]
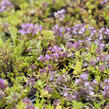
[{"xmin": 0, "ymin": 0, "xmax": 109, "ymax": 109}]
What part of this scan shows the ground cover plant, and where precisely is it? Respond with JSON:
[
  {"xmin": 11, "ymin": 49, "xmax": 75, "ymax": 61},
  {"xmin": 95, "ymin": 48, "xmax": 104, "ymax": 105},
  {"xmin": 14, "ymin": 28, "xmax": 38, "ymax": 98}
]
[{"xmin": 0, "ymin": 0, "xmax": 109, "ymax": 109}]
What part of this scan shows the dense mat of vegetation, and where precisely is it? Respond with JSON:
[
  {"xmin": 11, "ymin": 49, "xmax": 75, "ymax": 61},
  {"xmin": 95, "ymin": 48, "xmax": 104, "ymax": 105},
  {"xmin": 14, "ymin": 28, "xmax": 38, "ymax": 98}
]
[{"xmin": 0, "ymin": 0, "xmax": 109, "ymax": 109}]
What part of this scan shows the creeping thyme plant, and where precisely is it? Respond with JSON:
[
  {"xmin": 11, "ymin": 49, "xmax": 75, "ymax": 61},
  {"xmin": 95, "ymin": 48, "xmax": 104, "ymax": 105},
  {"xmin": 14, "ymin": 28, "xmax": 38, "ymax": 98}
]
[{"xmin": 0, "ymin": 0, "xmax": 109, "ymax": 109}]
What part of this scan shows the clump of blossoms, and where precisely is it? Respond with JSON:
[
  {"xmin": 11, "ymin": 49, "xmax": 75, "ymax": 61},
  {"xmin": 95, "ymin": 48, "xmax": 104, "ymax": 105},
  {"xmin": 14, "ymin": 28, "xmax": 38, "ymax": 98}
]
[
  {"xmin": 88, "ymin": 26, "xmax": 97, "ymax": 40},
  {"xmin": 38, "ymin": 45, "xmax": 67, "ymax": 62},
  {"xmin": 71, "ymin": 24, "xmax": 98, "ymax": 41},
  {"xmin": 74, "ymin": 73, "xmax": 98, "ymax": 101},
  {"xmin": 101, "ymin": 79, "xmax": 109, "ymax": 99},
  {"xmin": 0, "ymin": 90, "xmax": 5, "ymax": 99},
  {"xmin": 0, "ymin": 0, "xmax": 12, "ymax": 12},
  {"xmin": 96, "ymin": 54, "xmax": 109, "ymax": 64},
  {"xmin": 62, "ymin": 90, "xmax": 74, "ymax": 101},
  {"xmin": 72, "ymin": 40, "xmax": 83, "ymax": 49},
  {"xmin": 44, "ymin": 85, "xmax": 53, "ymax": 93},
  {"xmin": 22, "ymin": 98, "xmax": 36, "ymax": 109},
  {"xmin": 100, "ymin": 0, "xmax": 108, "ymax": 5},
  {"xmin": 62, "ymin": 24, "xmax": 87, "ymax": 38},
  {"xmin": 0, "ymin": 78, "xmax": 7, "ymax": 89},
  {"xmin": 52, "ymin": 25, "xmax": 64, "ymax": 37},
  {"xmin": 27, "ymin": 78, "xmax": 36, "ymax": 86},
  {"xmin": 99, "ymin": 27, "xmax": 109, "ymax": 40},
  {"xmin": 52, "ymin": 24, "xmax": 99, "ymax": 41},
  {"xmin": 18, "ymin": 23, "xmax": 42, "ymax": 35},
  {"xmin": 71, "ymin": 24, "xmax": 86, "ymax": 36},
  {"xmin": 54, "ymin": 9, "xmax": 66, "ymax": 21},
  {"xmin": 53, "ymin": 99, "xmax": 60, "ymax": 106},
  {"xmin": 0, "ymin": 79, "xmax": 7, "ymax": 100}
]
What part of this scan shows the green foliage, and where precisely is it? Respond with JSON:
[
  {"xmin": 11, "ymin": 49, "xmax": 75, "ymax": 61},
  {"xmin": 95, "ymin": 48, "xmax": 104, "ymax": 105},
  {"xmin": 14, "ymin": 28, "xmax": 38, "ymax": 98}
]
[
  {"xmin": 0, "ymin": 0, "xmax": 109, "ymax": 108},
  {"xmin": 9, "ymin": 26, "xmax": 18, "ymax": 44}
]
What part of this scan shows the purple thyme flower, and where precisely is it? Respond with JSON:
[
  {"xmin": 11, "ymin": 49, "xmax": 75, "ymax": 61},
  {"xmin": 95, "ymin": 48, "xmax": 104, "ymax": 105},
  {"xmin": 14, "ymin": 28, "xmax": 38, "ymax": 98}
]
[
  {"xmin": 53, "ymin": 99, "xmax": 60, "ymax": 106},
  {"xmin": 0, "ymin": 0, "xmax": 12, "ymax": 12},
  {"xmin": 103, "ymin": 79, "xmax": 109, "ymax": 85},
  {"xmin": 0, "ymin": 79, "xmax": 7, "ymax": 89},
  {"xmin": 84, "ymin": 63, "xmax": 88, "ymax": 67},
  {"xmin": 63, "ymin": 92, "xmax": 73, "ymax": 101},
  {"xmin": 105, "ymin": 105, "xmax": 109, "ymax": 109},
  {"xmin": 29, "ymin": 65, "xmax": 36, "ymax": 69},
  {"xmin": 54, "ymin": 9, "xmax": 66, "ymax": 21},
  {"xmin": 99, "ymin": 43, "xmax": 105, "ymax": 48},
  {"xmin": 73, "ymin": 91, "xmax": 80, "ymax": 100},
  {"xmin": 88, "ymin": 26, "xmax": 97, "ymax": 37},
  {"xmin": 0, "ymin": 90, "xmax": 5, "ymax": 98},
  {"xmin": 71, "ymin": 24, "xmax": 86, "ymax": 36},
  {"xmin": 89, "ymin": 59, "xmax": 96, "ymax": 66},
  {"xmin": 56, "ymin": 75, "xmax": 68, "ymax": 83},
  {"xmin": 84, "ymin": 82, "xmax": 95, "ymax": 96},
  {"xmin": 32, "ymin": 24, "xmax": 42, "ymax": 34},
  {"xmin": 52, "ymin": 25, "xmax": 64, "ymax": 37},
  {"xmin": 25, "ymin": 104, "xmax": 36, "ymax": 109},
  {"xmin": 99, "ymin": 65, "xmax": 105, "ymax": 72},
  {"xmin": 99, "ymin": 27, "xmax": 109, "ymax": 40},
  {"xmin": 84, "ymin": 82, "xmax": 90, "ymax": 87},
  {"xmin": 45, "ymin": 54, "xmax": 51, "ymax": 61},
  {"xmin": 38, "ymin": 55, "xmax": 44, "ymax": 61},
  {"xmin": 23, "ymin": 98, "xmax": 36, "ymax": 109},
  {"xmin": 66, "ymin": 42, "xmax": 73, "ymax": 48},
  {"xmin": 51, "ymin": 45, "xmax": 63, "ymax": 53},
  {"xmin": 49, "ymin": 71, "xmax": 56, "ymax": 81},
  {"xmin": 101, "ymin": 79, "xmax": 109, "ymax": 99},
  {"xmin": 92, "ymin": 80, "xmax": 98, "ymax": 85},
  {"xmin": 75, "ymin": 79, "xmax": 82, "ymax": 84},
  {"xmin": 100, "ymin": 0, "xmax": 107, "ymax": 5},
  {"xmin": 89, "ymin": 91, "xmax": 94, "ymax": 96},
  {"xmin": 73, "ymin": 40, "xmax": 83, "ymax": 49},
  {"xmin": 45, "ymin": 85, "xmax": 53, "ymax": 93},
  {"xmin": 18, "ymin": 23, "xmax": 42, "ymax": 35},
  {"xmin": 60, "ymin": 52, "xmax": 67, "ymax": 57},
  {"xmin": 54, "ymin": 52, "xmax": 60, "ymax": 58},
  {"xmin": 40, "ymin": 69, "xmax": 47, "ymax": 74},
  {"xmin": 27, "ymin": 78, "xmax": 36, "ymax": 86},
  {"xmin": 96, "ymin": 54, "xmax": 106, "ymax": 62},
  {"xmin": 95, "ymin": 48, "xmax": 102, "ymax": 54},
  {"xmin": 64, "ymin": 27, "xmax": 71, "ymax": 33},
  {"xmin": 80, "ymin": 73, "xmax": 88, "ymax": 81},
  {"xmin": 47, "ymin": 45, "xmax": 66, "ymax": 60},
  {"xmin": 102, "ymin": 86, "xmax": 109, "ymax": 99},
  {"xmin": 22, "ymin": 98, "xmax": 32, "ymax": 104},
  {"xmin": 47, "ymin": 65, "xmax": 52, "ymax": 70}
]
